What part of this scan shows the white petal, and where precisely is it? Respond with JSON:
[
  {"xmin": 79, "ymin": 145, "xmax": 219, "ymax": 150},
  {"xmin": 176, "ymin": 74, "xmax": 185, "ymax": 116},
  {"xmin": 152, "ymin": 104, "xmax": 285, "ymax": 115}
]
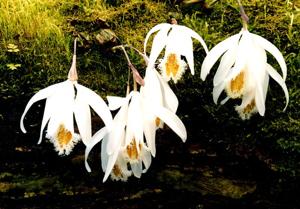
[
  {"xmin": 142, "ymin": 148, "xmax": 152, "ymax": 172},
  {"xmin": 213, "ymin": 45, "xmax": 237, "ymax": 86},
  {"xmin": 262, "ymin": 73, "xmax": 270, "ymax": 102},
  {"xmin": 233, "ymin": 31, "xmax": 252, "ymax": 72},
  {"xmin": 85, "ymin": 127, "xmax": 108, "ymax": 172},
  {"xmin": 46, "ymin": 81, "xmax": 75, "ymax": 137},
  {"xmin": 126, "ymin": 92, "xmax": 143, "ymax": 147},
  {"xmin": 155, "ymin": 69, "xmax": 179, "ymax": 113},
  {"xmin": 144, "ymin": 23, "xmax": 170, "ymax": 52},
  {"xmin": 213, "ymin": 82, "xmax": 226, "ymax": 104},
  {"xmin": 245, "ymin": 39, "xmax": 267, "ymax": 84},
  {"xmin": 107, "ymin": 96, "xmax": 128, "ymax": 111},
  {"xmin": 153, "ymin": 106, "xmax": 187, "ymax": 142},
  {"xmin": 20, "ymin": 81, "xmax": 63, "ymax": 133},
  {"xmin": 181, "ymin": 25, "xmax": 209, "ymax": 53},
  {"xmin": 224, "ymin": 66, "xmax": 243, "ymax": 85},
  {"xmin": 75, "ymin": 84, "xmax": 113, "ymax": 130},
  {"xmin": 255, "ymin": 84, "xmax": 265, "ymax": 116},
  {"xmin": 103, "ymin": 131, "xmax": 124, "ymax": 182},
  {"xmin": 220, "ymin": 96, "xmax": 230, "ymax": 105},
  {"xmin": 106, "ymin": 104, "xmax": 128, "ymax": 155},
  {"xmin": 236, "ymin": 91, "xmax": 255, "ymax": 113},
  {"xmin": 145, "ymin": 23, "xmax": 171, "ymax": 67},
  {"xmin": 266, "ymin": 64, "xmax": 289, "ymax": 111},
  {"xmin": 101, "ymin": 136, "xmax": 109, "ymax": 171},
  {"xmin": 167, "ymin": 26, "xmax": 196, "ymax": 75},
  {"xmin": 131, "ymin": 161, "xmax": 143, "ymax": 178},
  {"xmin": 251, "ymin": 33, "xmax": 287, "ymax": 80},
  {"xmin": 142, "ymin": 67, "xmax": 163, "ymax": 107},
  {"xmin": 74, "ymin": 95, "xmax": 92, "ymax": 146},
  {"xmin": 37, "ymin": 95, "xmax": 56, "ymax": 144},
  {"xmin": 103, "ymin": 150, "xmax": 119, "ymax": 182},
  {"xmin": 143, "ymin": 118, "xmax": 156, "ymax": 156},
  {"xmin": 180, "ymin": 37, "xmax": 195, "ymax": 75},
  {"xmin": 201, "ymin": 33, "xmax": 241, "ymax": 80}
]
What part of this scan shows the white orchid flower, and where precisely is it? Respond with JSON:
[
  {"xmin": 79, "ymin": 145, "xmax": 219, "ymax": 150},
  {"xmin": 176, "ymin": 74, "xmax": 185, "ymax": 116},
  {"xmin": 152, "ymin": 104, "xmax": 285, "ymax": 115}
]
[
  {"xmin": 144, "ymin": 21, "xmax": 208, "ymax": 83},
  {"xmin": 102, "ymin": 91, "xmax": 151, "ymax": 182},
  {"xmin": 201, "ymin": 28, "xmax": 289, "ymax": 119},
  {"xmin": 20, "ymin": 41, "xmax": 113, "ymax": 155},
  {"xmin": 85, "ymin": 89, "xmax": 186, "ymax": 181},
  {"xmin": 140, "ymin": 66, "xmax": 181, "ymax": 156}
]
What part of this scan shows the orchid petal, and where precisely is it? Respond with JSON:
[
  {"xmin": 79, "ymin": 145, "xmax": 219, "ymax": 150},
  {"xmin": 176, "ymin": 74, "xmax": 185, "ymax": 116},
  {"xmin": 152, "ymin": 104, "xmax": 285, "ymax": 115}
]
[
  {"xmin": 74, "ymin": 93, "xmax": 92, "ymax": 146},
  {"xmin": 131, "ymin": 161, "xmax": 143, "ymax": 178},
  {"xmin": 220, "ymin": 96, "xmax": 230, "ymax": 105},
  {"xmin": 236, "ymin": 91, "xmax": 255, "ymax": 113},
  {"xmin": 201, "ymin": 33, "xmax": 241, "ymax": 80},
  {"xmin": 75, "ymin": 84, "xmax": 113, "ymax": 130},
  {"xmin": 20, "ymin": 82, "xmax": 63, "ymax": 133},
  {"xmin": 106, "ymin": 103, "xmax": 128, "ymax": 155},
  {"xmin": 142, "ymin": 68, "xmax": 163, "ymax": 107},
  {"xmin": 255, "ymin": 84, "xmax": 266, "ymax": 116},
  {"xmin": 224, "ymin": 66, "xmax": 244, "ymax": 85},
  {"xmin": 167, "ymin": 26, "xmax": 195, "ymax": 75},
  {"xmin": 126, "ymin": 92, "xmax": 143, "ymax": 147},
  {"xmin": 145, "ymin": 23, "xmax": 171, "ymax": 67},
  {"xmin": 144, "ymin": 23, "xmax": 170, "ymax": 53},
  {"xmin": 107, "ymin": 96, "xmax": 128, "ymax": 111},
  {"xmin": 252, "ymin": 33, "xmax": 287, "ymax": 80},
  {"xmin": 143, "ymin": 119, "xmax": 156, "ymax": 156},
  {"xmin": 213, "ymin": 45, "xmax": 237, "ymax": 86},
  {"xmin": 213, "ymin": 82, "xmax": 226, "ymax": 104},
  {"xmin": 155, "ymin": 69, "xmax": 179, "ymax": 112},
  {"xmin": 36, "ymin": 97, "xmax": 54, "ymax": 144},
  {"xmin": 101, "ymin": 136, "xmax": 109, "ymax": 171},
  {"xmin": 153, "ymin": 106, "xmax": 187, "ymax": 142},
  {"xmin": 85, "ymin": 127, "xmax": 108, "ymax": 172},
  {"xmin": 142, "ymin": 149, "xmax": 152, "ymax": 172},
  {"xmin": 266, "ymin": 64, "xmax": 289, "ymax": 111},
  {"xmin": 182, "ymin": 25, "xmax": 209, "ymax": 53},
  {"xmin": 103, "ymin": 131, "xmax": 124, "ymax": 182},
  {"xmin": 46, "ymin": 81, "xmax": 75, "ymax": 137}
]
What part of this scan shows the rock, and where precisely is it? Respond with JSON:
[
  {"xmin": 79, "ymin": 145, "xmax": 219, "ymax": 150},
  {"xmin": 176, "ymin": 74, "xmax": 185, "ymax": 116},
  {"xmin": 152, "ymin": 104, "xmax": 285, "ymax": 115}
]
[{"xmin": 95, "ymin": 29, "xmax": 117, "ymax": 45}]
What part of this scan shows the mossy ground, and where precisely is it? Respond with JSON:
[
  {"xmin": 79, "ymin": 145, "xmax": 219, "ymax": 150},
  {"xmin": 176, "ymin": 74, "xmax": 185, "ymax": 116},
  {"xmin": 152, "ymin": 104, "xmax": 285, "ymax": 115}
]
[{"xmin": 0, "ymin": 0, "xmax": 299, "ymax": 208}]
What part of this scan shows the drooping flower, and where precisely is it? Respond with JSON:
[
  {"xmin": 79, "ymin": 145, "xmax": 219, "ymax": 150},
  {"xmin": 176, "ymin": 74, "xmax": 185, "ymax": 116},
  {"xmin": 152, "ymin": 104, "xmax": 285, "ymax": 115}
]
[
  {"xmin": 20, "ymin": 40, "xmax": 113, "ymax": 155},
  {"xmin": 140, "ymin": 65, "xmax": 180, "ymax": 156},
  {"xmin": 201, "ymin": 28, "xmax": 289, "ymax": 119},
  {"xmin": 85, "ymin": 90, "xmax": 186, "ymax": 182},
  {"xmin": 144, "ymin": 21, "xmax": 208, "ymax": 83}
]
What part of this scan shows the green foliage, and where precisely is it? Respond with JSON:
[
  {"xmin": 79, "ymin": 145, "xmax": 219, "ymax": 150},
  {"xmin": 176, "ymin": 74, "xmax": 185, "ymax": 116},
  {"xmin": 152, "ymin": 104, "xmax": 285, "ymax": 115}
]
[
  {"xmin": 0, "ymin": 0, "xmax": 299, "ymax": 177},
  {"xmin": 0, "ymin": 0, "xmax": 71, "ymax": 101}
]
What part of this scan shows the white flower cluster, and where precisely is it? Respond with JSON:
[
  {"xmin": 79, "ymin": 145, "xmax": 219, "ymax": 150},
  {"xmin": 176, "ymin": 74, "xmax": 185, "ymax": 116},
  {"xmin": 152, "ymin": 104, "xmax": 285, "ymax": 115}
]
[{"xmin": 20, "ymin": 11, "xmax": 289, "ymax": 182}]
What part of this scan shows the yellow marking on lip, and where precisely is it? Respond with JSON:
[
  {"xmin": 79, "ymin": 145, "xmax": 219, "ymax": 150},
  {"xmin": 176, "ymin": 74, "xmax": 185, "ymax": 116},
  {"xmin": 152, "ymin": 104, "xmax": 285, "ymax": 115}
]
[
  {"xmin": 243, "ymin": 99, "xmax": 256, "ymax": 114},
  {"xmin": 165, "ymin": 53, "xmax": 180, "ymax": 77},
  {"xmin": 126, "ymin": 139, "xmax": 142, "ymax": 160},
  {"xmin": 56, "ymin": 124, "xmax": 72, "ymax": 148},
  {"xmin": 112, "ymin": 164, "xmax": 122, "ymax": 178}
]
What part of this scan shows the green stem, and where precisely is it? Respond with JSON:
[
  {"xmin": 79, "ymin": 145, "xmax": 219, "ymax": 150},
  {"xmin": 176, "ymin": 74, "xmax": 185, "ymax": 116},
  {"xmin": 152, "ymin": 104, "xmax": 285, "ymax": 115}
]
[{"xmin": 237, "ymin": 0, "xmax": 249, "ymax": 29}]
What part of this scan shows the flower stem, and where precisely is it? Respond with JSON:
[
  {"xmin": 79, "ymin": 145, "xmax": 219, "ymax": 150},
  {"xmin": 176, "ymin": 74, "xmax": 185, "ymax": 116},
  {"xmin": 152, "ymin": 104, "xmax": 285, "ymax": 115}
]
[
  {"xmin": 133, "ymin": 76, "xmax": 137, "ymax": 91},
  {"xmin": 73, "ymin": 37, "xmax": 77, "ymax": 55},
  {"xmin": 237, "ymin": 0, "xmax": 249, "ymax": 29},
  {"xmin": 68, "ymin": 38, "xmax": 78, "ymax": 82},
  {"xmin": 170, "ymin": 18, "xmax": 177, "ymax": 25},
  {"xmin": 114, "ymin": 45, "xmax": 145, "ymax": 86},
  {"xmin": 122, "ymin": 44, "xmax": 149, "ymax": 65}
]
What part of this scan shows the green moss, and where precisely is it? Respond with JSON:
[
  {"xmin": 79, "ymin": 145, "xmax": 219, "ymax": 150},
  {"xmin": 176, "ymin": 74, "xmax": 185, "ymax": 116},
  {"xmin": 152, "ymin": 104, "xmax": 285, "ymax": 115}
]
[{"xmin": 0, "ymin": 0, "xmax": 299, "ymax": 178}]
